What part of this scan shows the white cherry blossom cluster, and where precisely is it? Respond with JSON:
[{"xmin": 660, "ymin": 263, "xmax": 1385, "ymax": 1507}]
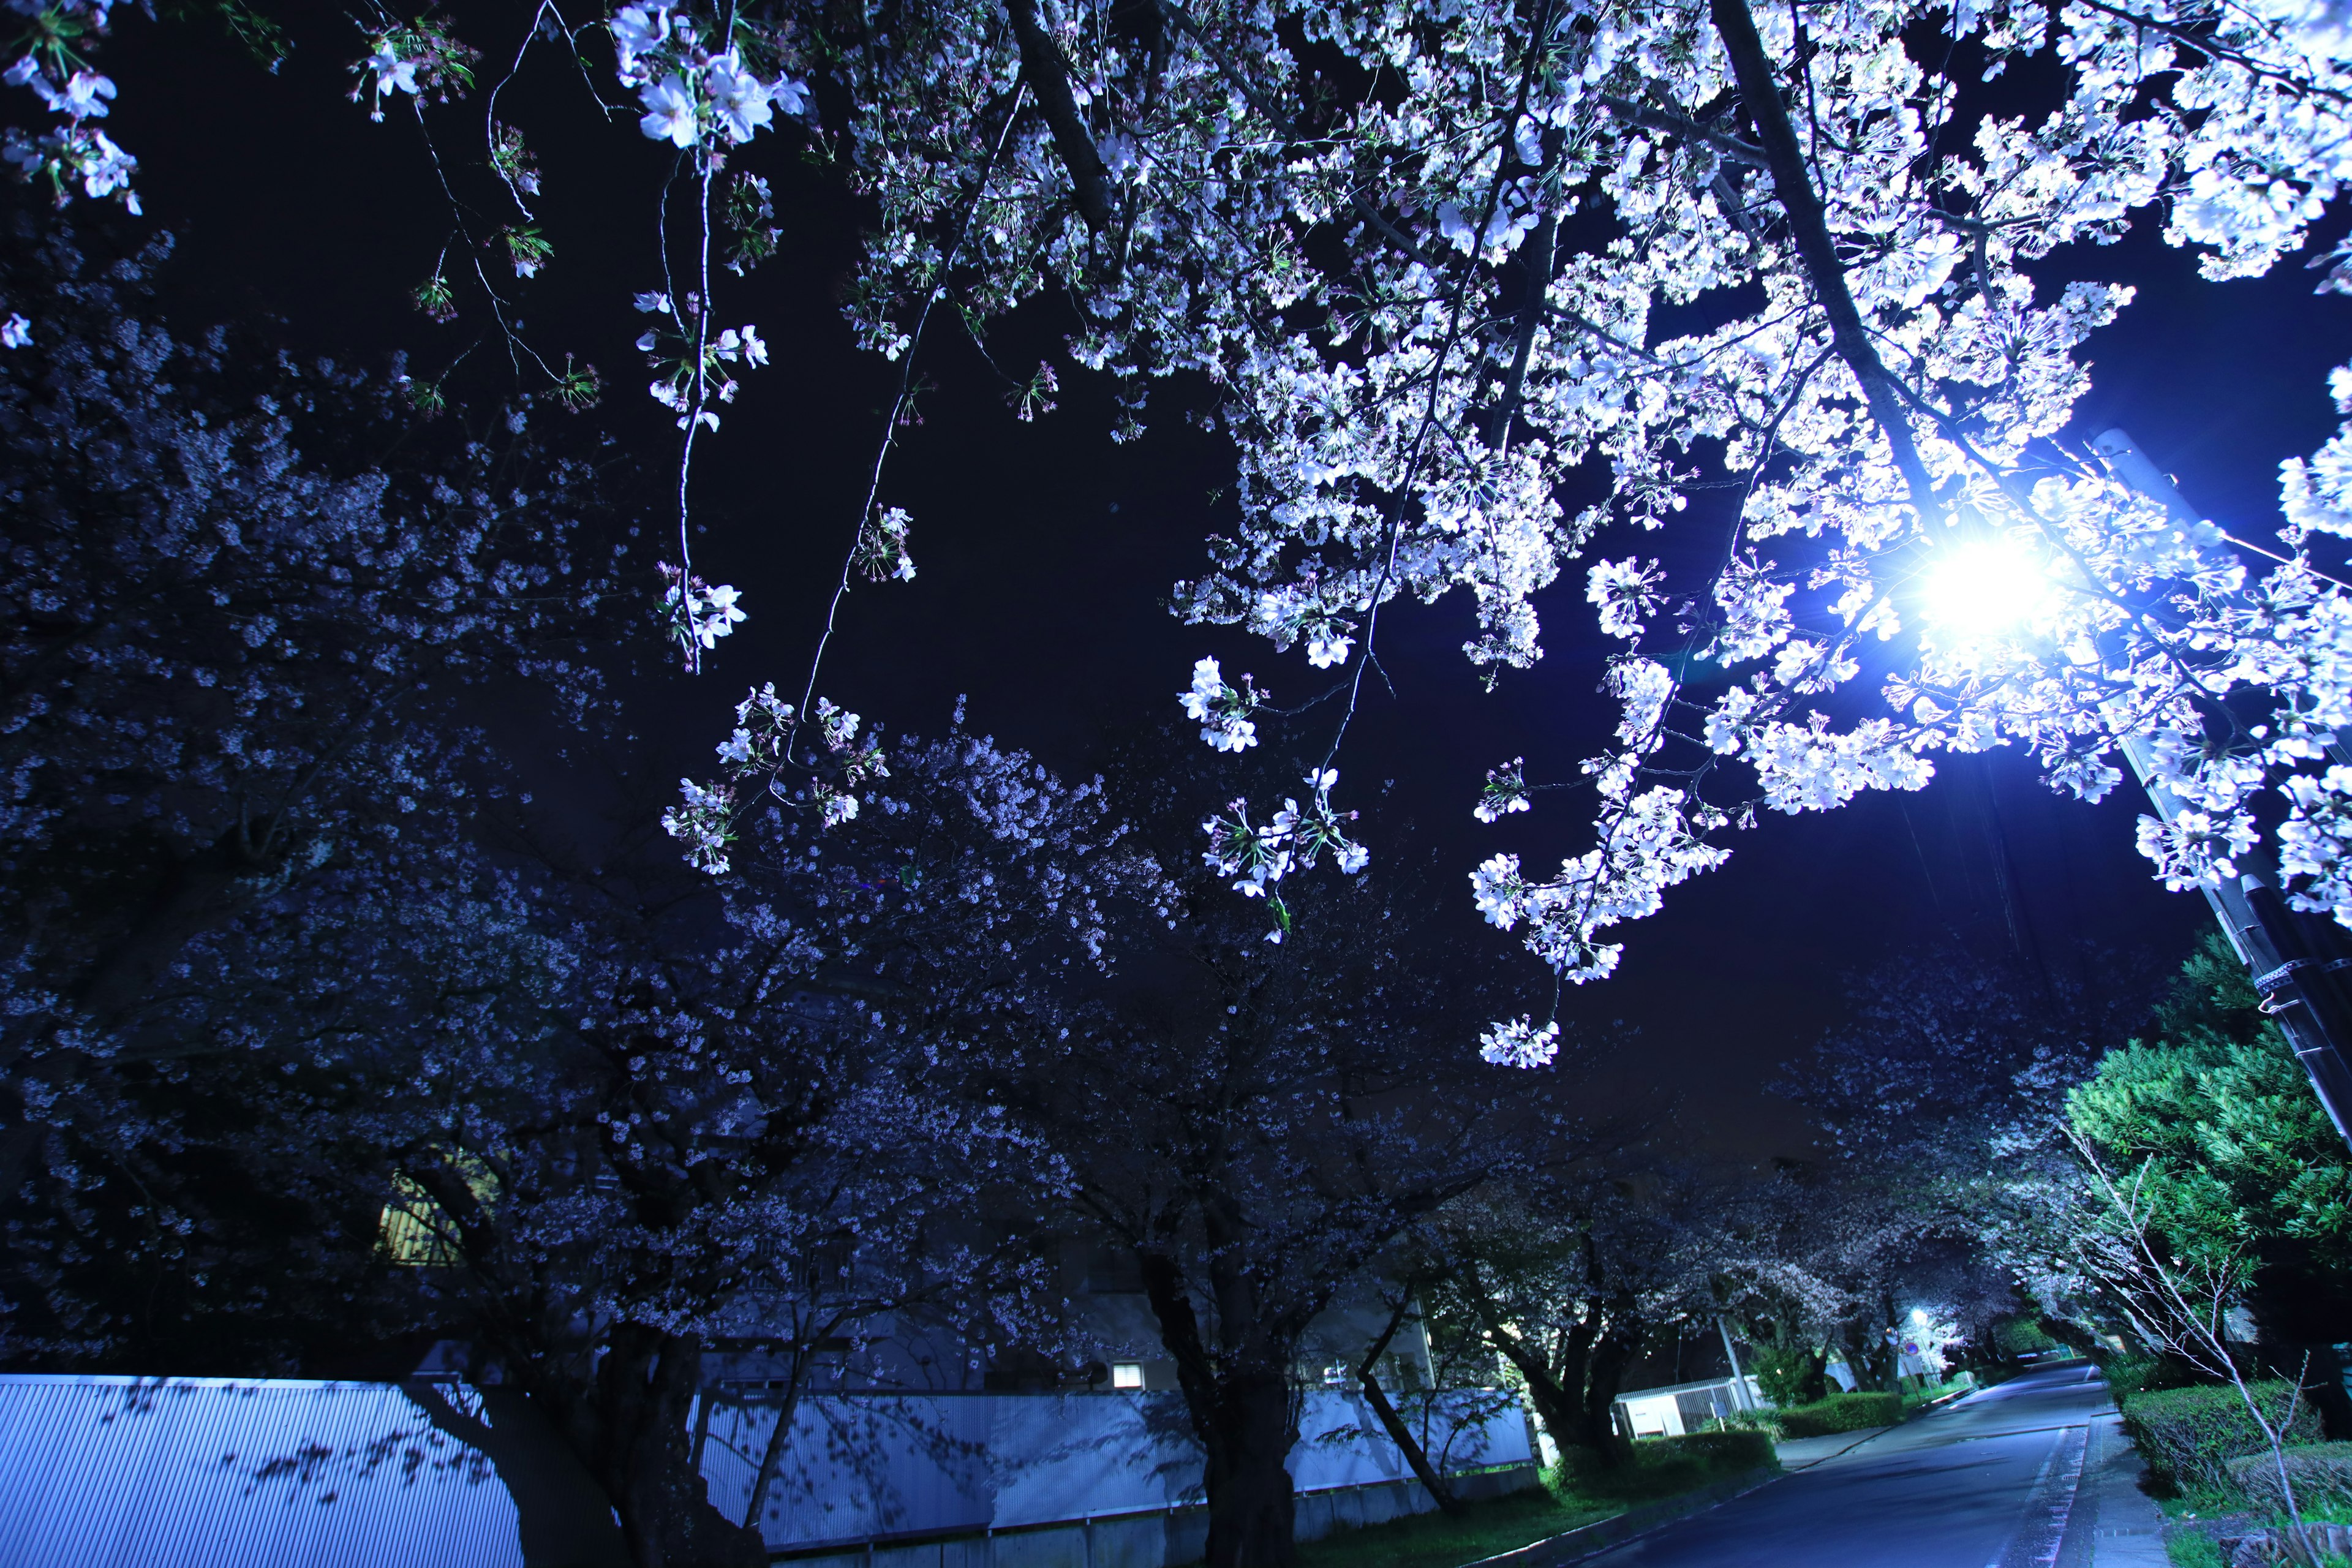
[
  {"xmin": 633, "ymin": 288, "xmax": 767, "ymax": 432},
  {"xmin": 808, "ymin": 0, "xmax": 2352, "ymax": 1048},
  {"xmin": 1179, "ymin": 657, "xmax": 1263, "ymax": 754},
  {"xmin": 348, "ymin": 18, "xmax": 476, "ymax": 123},
  {"xmin": 1474, "ymin": 758, "xmax": 1532, "ymax": 824},
  {"xmin": 855, "ymin": 505, "xmax": 916, "ymax": 583},
  {"xmin": 667, "ymin": 683, "xmax": 889, "ymax": 870},
  {"xmin": 660, "ymin": 776, "xmax": 736, "ymax": 874},
  {"xmin": 2, "ymin": 1, "xmax": 136, "ymax": 214},
  {"xmin": 1200, "ymin": 768, "xmax": 1368, "ymax": 943},
  {"xmin": 611, "ymin": 3, "xmax": 809, "ymax": 150},
  {"xmin": 657, "ymin": 562, "xmax": 745, "ymax": 670},
  {"xmin": 1477, "ymin": 1015, "xmax": 1561, "ymax": 1069}
]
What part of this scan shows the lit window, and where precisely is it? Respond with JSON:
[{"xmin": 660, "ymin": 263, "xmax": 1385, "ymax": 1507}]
[{"xmin": 1110, "ymin": 1363, "xmax": 1145, "ymax": 1390}]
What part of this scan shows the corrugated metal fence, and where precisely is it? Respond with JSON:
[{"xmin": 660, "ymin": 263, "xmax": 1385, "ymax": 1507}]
[{"xmin": 0, "ymin": 1376, "xmax": 1532, "ymax": 1567}]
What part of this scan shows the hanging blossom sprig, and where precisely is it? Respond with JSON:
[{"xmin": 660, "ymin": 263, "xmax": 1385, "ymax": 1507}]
[
  {"xmin": 349, "ymin": 17, "xmax": 478, "ymax": 121},
  {"xmin": 611, "ymin": 4, "xmax": 809, "ymax": 677},
  {"xmin": 2, "ymin": 0, "xmax": 138, "ymax": 216},
  {"xmin": 657, "ymin": 562, "xmax": 745, "ymax": 670},
  {"xmin": 663, "ymin": 684, "xmax": 888, "ymax": 872},
  {"xmin": 1201, "ymin": 768, "xmax": 1368, "ymax": 944},
  {"xmin": 633, "ymin": 288, "xmax": 766, "ymax": 432},
  {"xmin": 1477, "ymin": 1015, "xmax": 1561, "ymax": 1069},
  {"xmin": 1180, "ymin": 657, "xmax": 1264, "ymax": 753}
]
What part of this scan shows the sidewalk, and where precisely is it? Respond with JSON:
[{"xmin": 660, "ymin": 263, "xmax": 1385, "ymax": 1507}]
[{"xmin": 2079, "ymin": 1412, "xmax": 2168, "ymax": 1568}]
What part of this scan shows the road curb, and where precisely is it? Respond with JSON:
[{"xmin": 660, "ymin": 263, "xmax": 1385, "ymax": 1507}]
[
  {"xmin": 1455, "ymin": 1466, "xmax": 1785, "ymax": 1568},
  {"xmin": 1774, "ymin": 1423, "xmax": 1896, "ymax": 1471}
]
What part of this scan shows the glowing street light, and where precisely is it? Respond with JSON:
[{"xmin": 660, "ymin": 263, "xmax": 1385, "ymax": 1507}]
[{"xmin": 1917, "ymin": 532, "xmax": 2057, "ymax": 641}]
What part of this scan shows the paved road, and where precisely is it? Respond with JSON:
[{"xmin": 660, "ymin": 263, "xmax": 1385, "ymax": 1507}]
[{"xmin": 1586, "ymin": 1364, "xmax": 2147, "ymax": 1568}]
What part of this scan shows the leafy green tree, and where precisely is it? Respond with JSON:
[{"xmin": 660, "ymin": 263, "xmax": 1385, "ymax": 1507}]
[{"xmin": 2067, "ymin": 935, "xmax": 2352, "ymax": 1346}]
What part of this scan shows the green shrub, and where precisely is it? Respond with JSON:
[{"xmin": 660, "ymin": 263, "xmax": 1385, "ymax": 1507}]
[
  {"xmin": 2117, "ymin": 1381, "xmax": 2320, "ymax": 1501},
  {"xmin": 1751, "ymin": 1343, "xmax": 1825, "ymax": 1408},
  {"xmin": 1545, "ymin": 1427, "xmax": 1780, "ymax": 1507},
  {"xmin": 1644, "ymin": 1428, "xmax": 1777, "ymax": 1473},
  {"xmin": 2226, "ymin": 1442, "xmax": 2352, "ymax": 1513},
  {"xmin": 1774, "ymin": 1391, "xmax": 1903, "ymax": 1438},
  {"xmin": 1997, "ymin": 1319, "xmax": 2059, "ymax": 1355},
  {"xmin": 2100, "ymin": 1352, "xmax": 2203, "ymax": 1400}
]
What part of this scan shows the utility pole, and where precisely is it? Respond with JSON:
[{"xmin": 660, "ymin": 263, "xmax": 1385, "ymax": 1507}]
[
  {"xmin": 2093, "ymin": 429, "xmax": 2352, "ymax": 1150},
  {"xmin": 1716, "ymin": 1317, "xmax": 1754, "ymax": 1411}
]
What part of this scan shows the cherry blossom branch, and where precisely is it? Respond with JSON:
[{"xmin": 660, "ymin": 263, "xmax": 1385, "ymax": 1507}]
[
  {"xmin": 1711, "ymin": 0, "xmax": 1939, "ymax": 517},
  {"xmin": 792, "ymin": 81, "xmax": 1032, "ymax": 741}
]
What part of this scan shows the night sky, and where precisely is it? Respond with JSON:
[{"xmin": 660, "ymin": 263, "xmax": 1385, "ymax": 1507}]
[{"xmin": 85, "ymin": 6, "xmax": 2351, "ymax": 1157}]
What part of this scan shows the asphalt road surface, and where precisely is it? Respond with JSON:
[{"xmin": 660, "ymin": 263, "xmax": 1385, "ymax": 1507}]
[{"xmin": 1588, "ymin": 1364, "xmax": 2120, "ymax": 1568}]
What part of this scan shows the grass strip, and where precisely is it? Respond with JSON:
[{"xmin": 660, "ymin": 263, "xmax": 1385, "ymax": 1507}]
[{"xmin": 1293, "ymin": 1439, "xmax": 1777, "ymax": 1568}]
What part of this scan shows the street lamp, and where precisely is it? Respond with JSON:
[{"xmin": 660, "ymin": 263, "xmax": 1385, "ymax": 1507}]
[{"xmin": 1918, "ymin": 533, "xmax": 2057, "ymax": 640}]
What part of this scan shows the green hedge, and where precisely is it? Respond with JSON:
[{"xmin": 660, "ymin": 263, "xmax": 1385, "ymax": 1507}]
[
  {"xmin": 1642, "ymin": 1429, "xmax": 1777, "ymax": 1472},
  {"xmin": 2226, "ymin": 1442, "xmax": 2352, "ymax": 1513},
  {"xmin": 1774, "ymin": 1391, "xmax": 1903, "ymax": 1438},
  {"xmin": 2117, "ymin": 1381, "xmax": 2320, "ymax": 1500}
]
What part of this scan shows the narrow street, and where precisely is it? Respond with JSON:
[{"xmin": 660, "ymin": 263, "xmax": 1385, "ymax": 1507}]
[{"xmin": 1583, "ymin": 1365, "xmax": 2163, "ymax": 1568}]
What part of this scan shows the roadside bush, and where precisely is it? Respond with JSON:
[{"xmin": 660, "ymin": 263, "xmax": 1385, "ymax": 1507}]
[
  {"xmin": 1996, "ymin": 1319, "xmax": 2058, "ymax": 1355},
  {"xmin": 2225, "ymin": 1443, "xmax": 2352, "ymax": 1513},
  {"xmin": 1646, "ymin": 1430, "xmax": 1777, "ymax": 1473},
  {"xmin": 1547, "ymin": 1427, "xmax": 1780, "ymax": 1507},
  {"xmin": 2098, "ymin": 1352, "xmax": 2203, "ymax": 1400},
  {"xmin": 1775, "ymin": 1392, "xmax": 1903, "ymax": 1438},
  {"xmin": 2117, "ymin": 1381, "xmax": 2320, "ymax": 1500},
  {"xmin": 1712, "ymin": 1409, "xmax": 1786, "ymax": 1439}
]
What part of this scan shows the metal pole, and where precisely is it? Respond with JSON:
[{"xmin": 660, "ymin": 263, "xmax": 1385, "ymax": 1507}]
[
  {"xmin": 1715, "ymin": 1318, "xmax": 1752, "ymax": 1411},
  {"xmin": 2095, "ymin": 430, "xmax": 2352, "ymax": 1148}
]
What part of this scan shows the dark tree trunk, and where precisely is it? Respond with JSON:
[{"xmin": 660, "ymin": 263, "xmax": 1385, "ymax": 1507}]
[
  {"xmin": 1796, "ymin": 1345, "xmax": 1831, "ymax": 1404},
  {"xmin": 1139, "ymin": 1251, "xmax": 1303, "ymax": 1568},
  {"xmin": 1004, "ymin": 0, "xmax": 1115, "ymax": 230},
  {"xmin": 1463, "ymin": 1281, "xmax": 1629, "ymax": 1467},
  {"xmin": 1871, "ymin": 1294, "xmax": 1904, "ymax": 1392},
  {"xmin": 1199, "ymin": 1369, "xmax": 1300, "ymax": 1568},
  {"xmin": 1709, "ymin": 0, "xmax": 1938, "ymax": 514},
  {"xmin": 514, "ymin": 1326, "xmax": 765, "ymax": 1568},
  {"xmin": 1581, "ymin": 1319, "xmax": 1645, "ymax": 1448}
]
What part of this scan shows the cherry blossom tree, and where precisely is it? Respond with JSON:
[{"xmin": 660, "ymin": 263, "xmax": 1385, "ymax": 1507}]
[
  {"xmin": 382, "ymin": 804, "xmax": 1050, "ymax": 1568},
  {"xmin": 894, "ymin": 730, "xmax": 1566, "ymax": 1568},
  {"xmin": 26, "ymin": 0, "xmax": 2352, "ymax": 1035},
  {"xmin": 0, "ymin": 202, "xmax": 620, "ymax": 1205},
  {"xmin": 1421, "ymin": 1167, "xmax": 1724, "ymax": 1465},
  {"xmin": 802, "ymin": 0, "xmax": 2352, "ymax": 1036}
]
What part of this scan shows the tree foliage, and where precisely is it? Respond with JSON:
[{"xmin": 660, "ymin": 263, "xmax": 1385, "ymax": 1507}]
[{"xmin": 2068, "ymin": 933, "xmax": 2352, "ymax": 1340}]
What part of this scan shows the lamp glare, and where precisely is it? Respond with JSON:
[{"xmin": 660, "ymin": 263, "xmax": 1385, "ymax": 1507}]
[{"xmin": 1920, "ymin": 536, "xmax": 2052, "ymax": 638}]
